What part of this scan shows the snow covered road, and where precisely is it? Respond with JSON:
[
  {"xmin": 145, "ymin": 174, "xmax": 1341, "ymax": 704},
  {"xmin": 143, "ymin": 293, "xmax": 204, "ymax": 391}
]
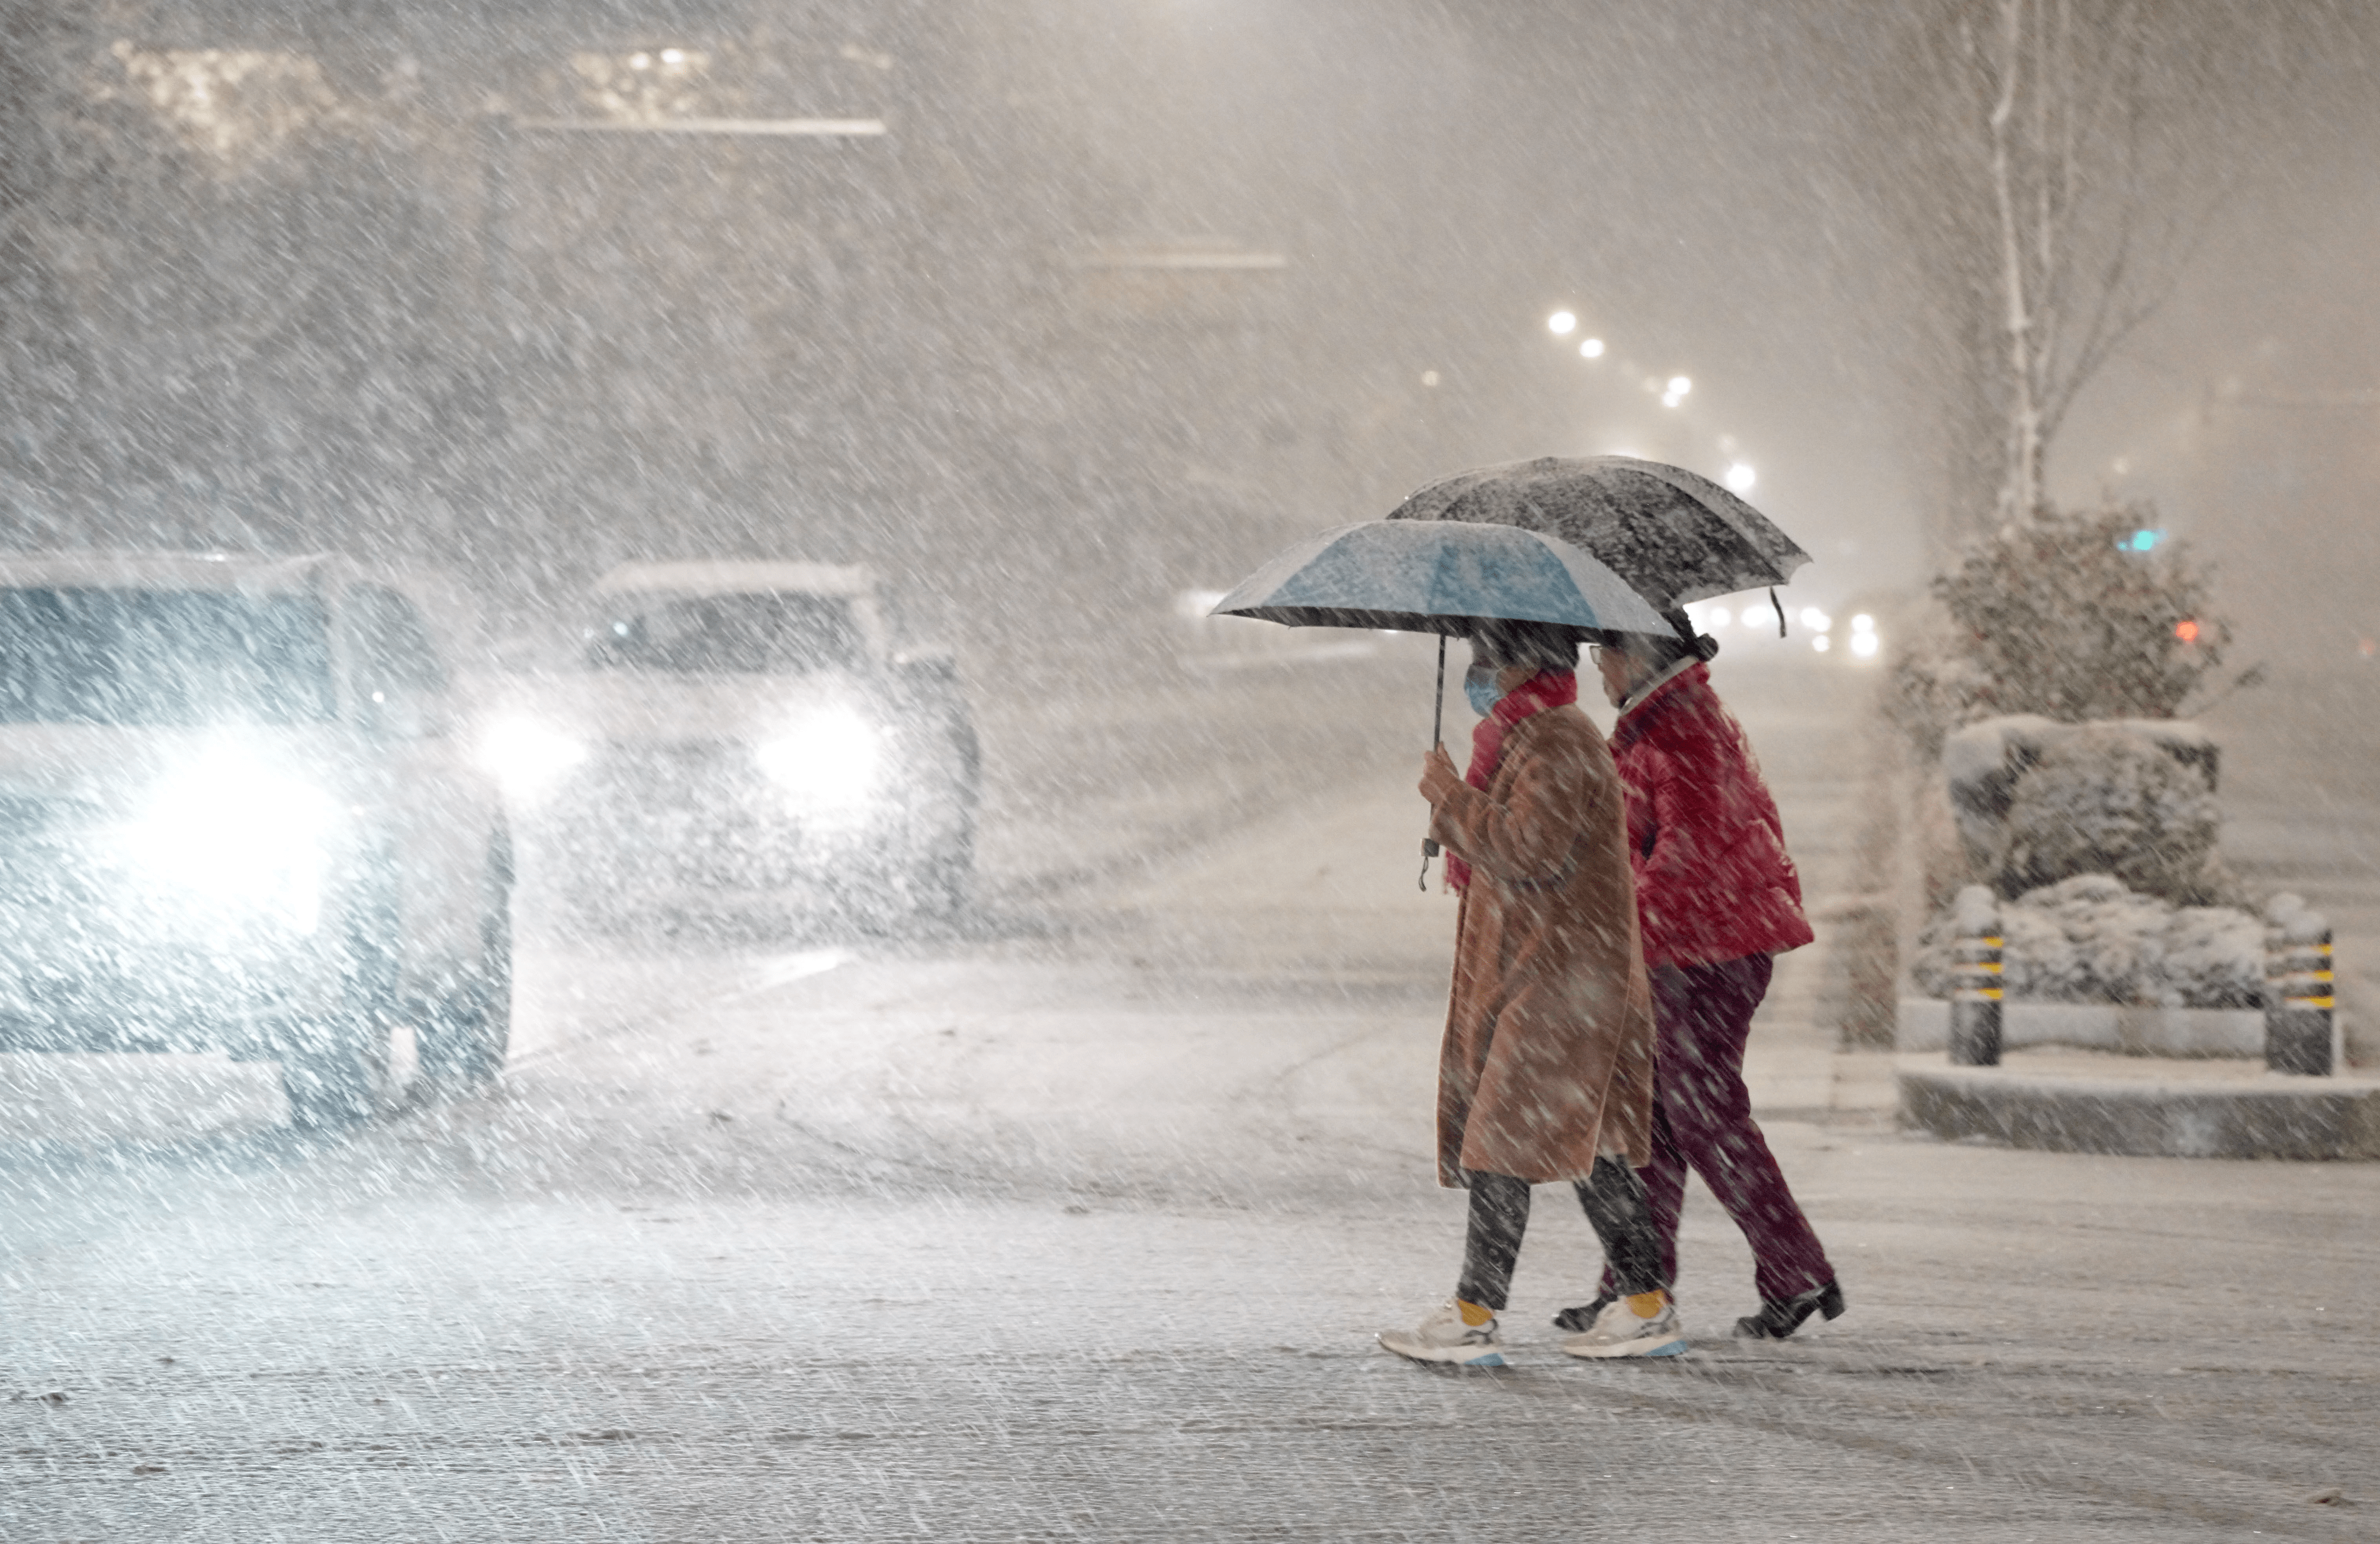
[{"xmin": 5, "ymin": 660, "xmax": 2377, "ymax": 1540}]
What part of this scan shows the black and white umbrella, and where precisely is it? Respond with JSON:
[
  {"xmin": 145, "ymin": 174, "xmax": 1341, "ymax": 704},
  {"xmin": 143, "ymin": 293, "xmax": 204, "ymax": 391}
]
[{"xmin": 1383, "ymin": 455, "xmax": 1811, "ymax": 629}]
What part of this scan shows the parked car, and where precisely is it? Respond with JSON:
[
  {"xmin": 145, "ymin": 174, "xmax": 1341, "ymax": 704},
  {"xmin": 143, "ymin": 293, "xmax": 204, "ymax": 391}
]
[
  {"xmin": 0, "ymin": 552, "xmax": 512, "ymax": 1127},
  {"xmin": 480, "ymin": 561, "xmax": 980, "ymax": 920}
]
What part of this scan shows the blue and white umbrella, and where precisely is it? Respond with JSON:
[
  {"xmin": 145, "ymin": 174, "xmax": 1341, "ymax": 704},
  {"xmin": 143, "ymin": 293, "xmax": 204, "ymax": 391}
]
[
  {"xmin": 1213, "ymin": 519, "xmax": 1690, "ymax": 892},
  {"xmin": 1210, "ymin": 519, "xmax": 1673, "ymax": 639}
]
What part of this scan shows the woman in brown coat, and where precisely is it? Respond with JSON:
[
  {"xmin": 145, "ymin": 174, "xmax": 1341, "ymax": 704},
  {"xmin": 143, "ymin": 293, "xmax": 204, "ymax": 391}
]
[{"xmin": 1378, "ymin": 620, "xmax": 1682, "ymax": 1365}]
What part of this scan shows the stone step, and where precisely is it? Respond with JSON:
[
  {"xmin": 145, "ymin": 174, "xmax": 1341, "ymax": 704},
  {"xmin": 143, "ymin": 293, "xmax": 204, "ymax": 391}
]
[{"xmin": 1899, "ymin": 1051, "xmax": 2380, "ymax": 1159}]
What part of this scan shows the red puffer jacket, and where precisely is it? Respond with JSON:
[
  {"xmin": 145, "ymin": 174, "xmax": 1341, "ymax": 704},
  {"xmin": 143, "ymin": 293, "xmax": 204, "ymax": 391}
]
[{"xmin": 1610, "ymin": 664, "xmax": 1814, "ymax": 969}]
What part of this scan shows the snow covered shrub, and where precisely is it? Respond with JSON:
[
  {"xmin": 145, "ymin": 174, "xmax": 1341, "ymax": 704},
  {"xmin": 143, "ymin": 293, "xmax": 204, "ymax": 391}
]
[
  {"xmin": 2157, "ymin": 903, "xmax": 2268, "ymax": 1009},
  {"xmin": 1911, "ymin": 873, "xmax": 2263, "ymax": 1009},
  {"xmin": 1997, "ymin": 728, "xmax": 2220, "ymax": 900},
  {"xmin": 1888, "ymin": 499, "xmax": 2227, "ymax": 752}
]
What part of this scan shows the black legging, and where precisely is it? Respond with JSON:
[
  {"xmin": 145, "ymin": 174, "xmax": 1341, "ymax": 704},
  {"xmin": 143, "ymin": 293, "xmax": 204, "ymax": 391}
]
[{"xmin": 1455, "ymin": 1158, "xmax": 1666, "ymax": 1311}]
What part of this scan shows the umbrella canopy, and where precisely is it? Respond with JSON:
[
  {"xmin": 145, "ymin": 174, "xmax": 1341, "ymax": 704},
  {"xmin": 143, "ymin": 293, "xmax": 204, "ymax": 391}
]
[
  {"xmin": 1383, "ymin": 455, "xmax": 1809, "ymax": 612},
  {"xmin": 1211, "ymin": 519, "xmax": 1672, "ymax": 638}
]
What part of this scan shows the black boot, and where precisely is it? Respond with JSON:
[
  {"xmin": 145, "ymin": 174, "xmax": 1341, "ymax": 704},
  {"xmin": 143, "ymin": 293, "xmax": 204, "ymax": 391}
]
[
  {"xmin": 1733, "ymin": 1279, "xmax": 1845, "ymax": 1340},
  {"xmin": 1552, "ymin": 1295, "xmax": 1614, "ymax": 1333}
]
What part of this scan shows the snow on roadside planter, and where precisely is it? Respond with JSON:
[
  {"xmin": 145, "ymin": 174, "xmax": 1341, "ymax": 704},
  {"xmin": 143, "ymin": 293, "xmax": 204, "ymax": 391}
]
[
  {"xmin": 1944, "ymin": 716, "xmax": 2228, "ymax": 903},
  {"xmin": 1913, "ymin": 874, "xmax": 2265, "ymax": 1009},
  {"xmin": 1918, "ymin": 715, "xmax": 2266, "ymax": 1013},
  {"xmin": 2000, "ymin": 732, "xmax": 2221, "ymax": 900}
]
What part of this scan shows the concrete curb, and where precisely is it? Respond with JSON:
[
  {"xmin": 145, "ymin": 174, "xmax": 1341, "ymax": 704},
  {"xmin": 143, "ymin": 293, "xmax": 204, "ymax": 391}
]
[
  {"xmin": 1896, "ymin": 998, "xmax": 2270, "ymax": 1057},
  {"xmin": 1899, "ymin": 1065, "xmax": 2380, "ymax": 1159}
]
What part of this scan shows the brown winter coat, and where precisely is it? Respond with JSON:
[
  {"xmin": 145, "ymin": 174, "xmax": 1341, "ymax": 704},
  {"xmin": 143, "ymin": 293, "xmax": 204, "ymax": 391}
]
[{"xmin": 1427, "ymin": 705, "xmax": 1657, "ymax": 1187}]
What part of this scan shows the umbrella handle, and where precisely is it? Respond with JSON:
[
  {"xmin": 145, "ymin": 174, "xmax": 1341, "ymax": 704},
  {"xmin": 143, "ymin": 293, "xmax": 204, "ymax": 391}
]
[
  {"xmin": 1431, "ymin": 633, "xmax": 1446, "ymax": 748},
  {"xmin": 1419, "ymin": 635, "xmax": 1447, "ymax": 890}
]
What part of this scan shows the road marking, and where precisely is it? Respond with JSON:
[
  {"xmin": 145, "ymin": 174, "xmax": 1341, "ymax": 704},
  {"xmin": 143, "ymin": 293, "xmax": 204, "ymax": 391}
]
[{"xmin": 730, "ymin": 948, "xmax": 853, "ymax": 1002}]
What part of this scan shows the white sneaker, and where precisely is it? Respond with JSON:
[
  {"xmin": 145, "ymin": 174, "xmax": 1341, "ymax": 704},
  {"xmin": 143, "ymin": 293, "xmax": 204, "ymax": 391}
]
[
  {"xmin": 1559, "ymin": 1296, "xmax": 1689, "ymax": 1359},
  {"xmin": 1378, "ymin": 1299, "xmax": 1509, "ymax": 1367}
]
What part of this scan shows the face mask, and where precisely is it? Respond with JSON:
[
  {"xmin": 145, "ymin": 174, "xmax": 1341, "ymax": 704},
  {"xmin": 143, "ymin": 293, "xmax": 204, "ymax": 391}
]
[{"xmin": 1463, "ymin": 662, "xmax": 1503, "ymax": 716}]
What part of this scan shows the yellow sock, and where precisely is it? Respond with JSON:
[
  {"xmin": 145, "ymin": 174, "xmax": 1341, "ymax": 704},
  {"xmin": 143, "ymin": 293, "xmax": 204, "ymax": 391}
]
[
  {"xmin": 1626, "ymin": 1290, "xmax": 1668, "ymax": 1318},
  {"xmin": 1456, "ymin": 1299, "xmax": 1495, "ymax": 1327}
]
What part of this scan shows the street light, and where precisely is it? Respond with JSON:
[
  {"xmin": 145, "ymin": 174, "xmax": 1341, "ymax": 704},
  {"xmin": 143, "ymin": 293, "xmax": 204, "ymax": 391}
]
[{"xmin": 1547, "ymin": 311, "xmax": 1577, "ymax": 336}]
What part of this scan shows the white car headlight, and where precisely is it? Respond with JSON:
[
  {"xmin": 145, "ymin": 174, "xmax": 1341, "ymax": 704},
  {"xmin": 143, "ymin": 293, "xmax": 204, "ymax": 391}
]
[
  {"xmin": 120, "ymin": 746, "xmax": 339, "ymax": 933},
  {"xmin": 756, "ymin": 705, "xmax": 881, "ymax": 813},
  {"xmin": 477, "ymin": 716, "xmax": 588, "ymax": 802}
]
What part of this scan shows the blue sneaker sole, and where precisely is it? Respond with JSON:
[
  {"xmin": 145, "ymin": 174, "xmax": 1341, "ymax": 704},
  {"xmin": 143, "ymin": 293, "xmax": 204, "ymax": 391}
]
[
  {"xmin": 1379, "ymin": 1330, "xmax": 1509, "ymax": 1368},
  {"xmin": 1563, "ymin": 1336, "xmax": 1691, "ymax": 1360}
]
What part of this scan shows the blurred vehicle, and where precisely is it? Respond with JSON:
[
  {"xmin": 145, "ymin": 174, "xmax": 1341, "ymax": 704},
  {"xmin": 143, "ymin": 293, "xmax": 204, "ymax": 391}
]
[
  {"xmin": 0, "ymin": 554, "xmax": 513, "ymax": 1127},
  {"xmin": 481, "ymin": 562, "xmax": 980, "ymax": 920}
]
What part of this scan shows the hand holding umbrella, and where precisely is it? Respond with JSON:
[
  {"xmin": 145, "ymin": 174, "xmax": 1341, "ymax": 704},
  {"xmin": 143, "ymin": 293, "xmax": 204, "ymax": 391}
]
[{"xmin": 1419, "ymin": 742, "xmax": 1462, "ymax": 805}]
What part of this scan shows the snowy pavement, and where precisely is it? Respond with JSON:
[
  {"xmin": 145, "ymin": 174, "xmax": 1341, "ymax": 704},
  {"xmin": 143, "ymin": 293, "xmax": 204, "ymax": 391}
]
[
  {"xmin": 2208, "ymin": 662, "xmax": 2380, "ymax": 1063},
  {"xmin": 5, "ymin": 660, "xmax": 2379, "ymax": 1539}
]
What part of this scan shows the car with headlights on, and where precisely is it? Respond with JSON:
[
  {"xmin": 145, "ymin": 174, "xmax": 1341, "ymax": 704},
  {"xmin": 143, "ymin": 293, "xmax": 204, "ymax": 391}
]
[
  {"xmin": 480, "ymin": 562, "xmax": 980, "ymax": 921},
  {"xmin": 0, "ymin": 553, "xmax": 512, "ymax": 1127}
]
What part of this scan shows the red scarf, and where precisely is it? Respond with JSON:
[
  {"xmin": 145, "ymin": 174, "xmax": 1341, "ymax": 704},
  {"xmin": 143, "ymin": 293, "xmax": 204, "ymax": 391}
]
[{"xmin": 1444, "ymin": 669, "xmax": 1578, "ymax": 893}]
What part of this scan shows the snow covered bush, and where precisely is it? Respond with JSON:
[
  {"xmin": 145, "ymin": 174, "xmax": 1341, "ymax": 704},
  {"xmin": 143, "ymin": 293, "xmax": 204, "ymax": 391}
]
[
  {"xmin": 1912, "ymin": 873, "xmax": 2263, "ymax": 1009},
  {"xmin": 1997, "ymin": 728, "xmax": 2220, "ymax": 900},
  {"xmin": 1889, "ymin": 499, "xmax": 2228, "ymax": 754},
  {"xmin": 2156, "ymin": 902, "xmax": 2270, "ymax": 1009}
]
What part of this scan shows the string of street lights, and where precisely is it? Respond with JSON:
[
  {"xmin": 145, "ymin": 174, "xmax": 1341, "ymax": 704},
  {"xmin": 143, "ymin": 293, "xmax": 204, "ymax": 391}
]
[{"xmin": 1545, "ymin": 310, "xmax": 1756, "ymax": 497}]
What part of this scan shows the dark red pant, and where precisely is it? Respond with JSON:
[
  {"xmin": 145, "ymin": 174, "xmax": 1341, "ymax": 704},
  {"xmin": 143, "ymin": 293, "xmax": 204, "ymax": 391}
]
[{"xmin": 1601, "ymin": 954, "xmax": 1835, "ymax": 1305}]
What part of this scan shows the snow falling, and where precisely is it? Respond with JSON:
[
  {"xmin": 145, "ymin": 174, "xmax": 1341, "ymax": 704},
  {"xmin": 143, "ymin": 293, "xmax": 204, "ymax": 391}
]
[{"xmin": 2, "ymin": 4, "xmax": 2378, "ymax": 1539}]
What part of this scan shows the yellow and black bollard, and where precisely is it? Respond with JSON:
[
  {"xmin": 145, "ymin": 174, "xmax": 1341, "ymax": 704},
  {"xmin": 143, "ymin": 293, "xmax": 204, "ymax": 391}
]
[
  {"xmin": 1948, "ymin": 884, "xmax": 2003, "ymax": 1067},
  {"xmin": 2266, "ymin": 902, "xmax": 2336, "ymax": 1077}
]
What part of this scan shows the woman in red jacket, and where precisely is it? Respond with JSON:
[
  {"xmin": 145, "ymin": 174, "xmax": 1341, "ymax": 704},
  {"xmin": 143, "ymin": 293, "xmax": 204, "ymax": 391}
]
[{"xmin": 1562, "ymin": 618, "xmax": 1845, "ymax": 1340}]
